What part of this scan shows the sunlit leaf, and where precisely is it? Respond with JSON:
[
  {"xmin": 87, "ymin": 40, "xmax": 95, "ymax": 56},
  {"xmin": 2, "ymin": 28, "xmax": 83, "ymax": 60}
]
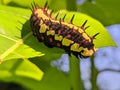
[
  {"xmin": 0, "ymin": 59, "xmax": 44, "ymax": 81},
  {"xmin": 0, "ymin": 5, "xmax": 44, "ymax": 62},
  {"xmin": 54, "ymin": 10, "xmax": 116, "ymax": 48}
]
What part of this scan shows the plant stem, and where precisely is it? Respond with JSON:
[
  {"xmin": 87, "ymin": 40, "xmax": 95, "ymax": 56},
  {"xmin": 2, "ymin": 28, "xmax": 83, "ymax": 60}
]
[
  {"xmin": 90, "ymin": 56, "xmax": 98, "ymax": 90},
  {"xmin": 69, "ymin": 55, "xmax": 82, "ymax": 90}
]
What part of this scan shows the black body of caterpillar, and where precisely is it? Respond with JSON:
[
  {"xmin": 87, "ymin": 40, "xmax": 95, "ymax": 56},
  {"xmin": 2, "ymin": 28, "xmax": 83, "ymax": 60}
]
[{"xmin": 30, "ymin": 2, "xmax": 99, "ymax": 58}]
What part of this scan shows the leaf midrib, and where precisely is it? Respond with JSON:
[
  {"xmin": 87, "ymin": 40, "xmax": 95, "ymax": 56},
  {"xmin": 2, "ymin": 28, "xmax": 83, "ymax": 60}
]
[{"xmin": 0, "ymin": 32, "xmax": 32, "ymax": 63}]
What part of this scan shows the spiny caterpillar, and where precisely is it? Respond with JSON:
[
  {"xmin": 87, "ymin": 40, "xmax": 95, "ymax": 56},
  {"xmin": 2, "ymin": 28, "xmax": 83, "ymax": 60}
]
[{"xmin": 30, "ymin": 2, "xmax": 99, "ymax": 58}]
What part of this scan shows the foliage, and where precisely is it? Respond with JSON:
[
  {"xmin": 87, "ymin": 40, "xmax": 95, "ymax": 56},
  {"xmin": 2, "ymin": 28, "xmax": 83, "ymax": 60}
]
[
  {"xmin": 0, "ymin": 0, "xmax": 118, "ymax": 90},
  {"xmin": 79, "ymin": 0, "xmax": 120, "ymax": 26}
]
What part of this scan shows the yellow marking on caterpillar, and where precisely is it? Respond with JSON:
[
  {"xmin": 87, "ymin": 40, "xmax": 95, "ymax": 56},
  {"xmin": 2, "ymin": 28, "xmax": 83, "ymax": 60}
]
[
  {"xmin": 71, "ymin": 43, "xmax": 80, "ymax": 52},
  {"xmin": 81, "ymin": 48, "xmax": 94, "ymax": 56},
  {"xmin": 78, "ymin": 28, "xmax": 84, "ymax": 34},
  {"xmin": 39, "ymin": 24, "xmax": 48, "ymax": 33},
  {"xmin": 82, "ymin": 33, "xmax": 91, "ymax": 42},
  {"xmin": 62, "ymin": 38, "xmax": 74, "ymax": 46},
  {"xmin": 55, "ymin": 35, "xmax": 63, "ymax": 41},
  {"xmin": 47, "ymin": 30, "xmax": 55, "ymax": 35},
  {"xmin": 35, "ymin": 9, "xmax": 50, "ymax": 20},
  {"xmin": 35, "ymin": 9, "xmax": 86, "ymax": 34}
]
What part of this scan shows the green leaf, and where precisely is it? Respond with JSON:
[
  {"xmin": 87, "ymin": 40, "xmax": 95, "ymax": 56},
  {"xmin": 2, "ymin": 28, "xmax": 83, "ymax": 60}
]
[
  {"xmin": 0, "ymin": 5, "xmax": 45, "ymax": 89},
  {"xmin": 54, "ymin": 10, "xmax": 116, "ymax": 48},
  {"xmin": 2, "ymin": 0, "xmax": 46, "ymax": 8},
  {"xmin": 0, "ymin": 5, "xmax": 44, "ymax": 62},
  {"xmin": 49, "ymin": 0, "xmax": 67, "ymax": 11},
  {"xmin": 2, "ymin": 0, "xmax": 67, "ymax": 11},
  {"xmin": 66, "ymin": 0, "xmax": 77, "ymax": 11},
  {"xmin": 79, "ymin": 0, "xmax": 120, "ymax": 26},
  {"xmin": 39, "ymin": 68, "xmax": 70, "ymax": 90},
  {"xmin": 0, "ymin": 5, "xmax": 66, "ymax": 89},
  {"xmin": 0, "ymin": 59, "xmax": 44, "ymax": 81},
  {"xmin": 0, "ymin": 64, "xmax": 70, "ymax": 90}
]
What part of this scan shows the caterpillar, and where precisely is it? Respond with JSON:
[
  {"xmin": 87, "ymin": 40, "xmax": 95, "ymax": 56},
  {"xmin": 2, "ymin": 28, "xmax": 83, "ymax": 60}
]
[{"xmin": 30, "ymin": 2, "xmax": 99, "ymax": 58}]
